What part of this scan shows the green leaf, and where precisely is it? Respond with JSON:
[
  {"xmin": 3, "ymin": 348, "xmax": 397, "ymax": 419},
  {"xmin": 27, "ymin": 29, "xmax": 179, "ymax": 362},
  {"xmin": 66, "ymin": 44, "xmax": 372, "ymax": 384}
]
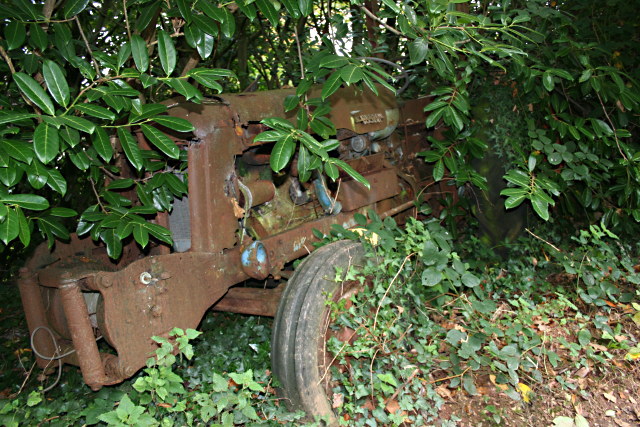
[
  {"xmin": 220, "ymin": 8, "xmax": 235, "ymax": 38},
  {"xmin": 195, "ymin": 31, "xmax": 214, "ymax": 59},
  {"xmin": 422, "ymin": 267, "xmax": 442, "ymax": 287},
  {"xmin": 255, "ymin": 0, "xmax": 279, "ymax": 27},
  {"xmin": 321, "ymin": 72, "xmax": 343, "ymax": 100},
  {"xmin": 133, "ymin": 224, "xmax": 149, "ymax": 248},
  {"xmin": 100, "ymin": 229, "xmax": 122, "ymax": 259},
  {"xmin": 542, "ymin": 71, "xmax": 554, "ymax": 92},
  {"xmin": 504, "ymin": 194, "xmax": 526, "ymax": 209},
  {"xmin": 504, "ymin": 169, "xmax": 530, "ymax": 188},
  {"xmin": 319, "ymin": 55, "xmax": 350, "ymax": 69},
  {"xmin": 157, "ymin": 30, "xmax": 177, "ymax": 76},
  {"xmin": 270, "ymin": 134, "xmax": 295, "ymax": 172},
  {"xmin": 324, "ymin": 161, "xmax": 338, "ymax": 180},
  {"xmin": 49, "ymin": 207, "xmax": 77, "ymax": 217},
  {"xmin": 74, "ymin": 104, "xmax": 116, "ymax": 121},
  {"xmin": 151, "ymin": 116, "xmax": 195, "ymax": 132},
  {"xmin": 16, "ymin": 207, "xmax": 30, "ymax": 247},
  {"xmin": 177, "ymin": 0, "xmax": 192, "ymax": 21},
  {"xmin": 33, "ymin": 123, "xmax": 59, "ymax": 164},
  {"xmin": 59, "ymin": 116, "xmax": 96, "ymax": 134},
  {"xmin": 380, "ymin": 0, "xmax": 401, "ymax": 13},
  {"xmin": 0, "ymin": 209, "xmax": 19, "ymax": 245},
  {"xmin": 29, "ymin": 24, "xmax": 48, "ymax": 51},
  {"xmin": 91, "ymin": 126, "xmax": 113, "ymax": 161},
  {"xmin": 3, "ymin": 140, "xmax": 33, "ymax": 163},
  {"xmin": 577, "ymin": 329, "xmax": 591, "ymax": 347},
  {"xmin": 117, "ymin": 128, "xmax": 143, "ymax": 171},
  {"xmin": 14, "ymin": 72, "xmax": 56, "ymax": 116},
  {"xmin": 5, "ymin": 21, "xmax": 26, "ymax": 50},
  {"xmin": 592, "ymin": 119, "xmax": 613, "ymax": 136},
  {"xmin": 130, "ymin": 34, "xmax": 149, "ymax": 73},
  {"xmin": 328, "ymin": 158, "xmax": 370, "ymax": 190},
  {"xmin": 409, "ymin": 37, "xmax": 429, "ymax": 65},
  {"xmin": 461, "ymin": 272, "xmax": 481, "ymax": 287},
  {"xmin": 63, "ymin": 0, "xmax": 90, "ymax": 18},
  {"xmin": 433, "ymin": 159, "xmax": 444, "ymax": 181},
  {"xmin": 166, "ymin": 78, "xmax": 202, "ymax": 102},
  {"xmin": 46, "ymin": 167, "xmax": 67, "ymax": 195},
  {"xmin": 0, "ymin": 194, "xmax": 49, "ymax": 210},
  {"xmin": 531, "ymin": 196, "xmax": 550, "ymax": 221},
  {"xmin": 340, "ymin": 64, "xmax": 364, "ymax": 84},
  {"xmin": 140, "ymin": 124, "xmax": 180, "ymax": 159},
  {"xmin": 0, "ymin": 112, "xmax": 38, "ymax": 125}
]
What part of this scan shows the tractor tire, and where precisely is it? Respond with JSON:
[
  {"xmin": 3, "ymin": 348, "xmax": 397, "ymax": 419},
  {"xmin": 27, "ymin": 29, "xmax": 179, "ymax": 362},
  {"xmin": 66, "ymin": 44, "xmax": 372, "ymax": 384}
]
[{"xmin": 271, "ymin": 240, "xmax": 367, "ymax": 422}]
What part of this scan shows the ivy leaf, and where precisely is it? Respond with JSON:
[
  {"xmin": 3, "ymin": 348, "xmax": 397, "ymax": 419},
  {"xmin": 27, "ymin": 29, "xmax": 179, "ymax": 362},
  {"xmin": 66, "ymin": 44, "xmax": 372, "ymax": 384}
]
[
  {"xmin": 117, "ymin": 128, "xmax": 143, "ymax": 171},
  {"xmin": 140, "ymin": 124, "xmax": 180, "ymax": 159},
  {"xmin": 33, "ymin": 123, "xmax": 60, "ymax": 164},
  {"xmin": 270, "ymin": 134, "xmax": 295, "ymax": 172},
  {"xmin": 14, "ymin": 72, "xmax": 56, "ymax": 116},
  {"xmin": 157, "ymin": 30, "xmax": 177, "ymax": 76}
]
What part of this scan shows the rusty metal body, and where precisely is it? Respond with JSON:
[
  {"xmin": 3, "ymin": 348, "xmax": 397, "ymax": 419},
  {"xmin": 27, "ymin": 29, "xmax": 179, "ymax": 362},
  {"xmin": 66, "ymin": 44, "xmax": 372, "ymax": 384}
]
[{"xmin": 18, "ymin": 86, "xmax": 451, "ymax": 390}]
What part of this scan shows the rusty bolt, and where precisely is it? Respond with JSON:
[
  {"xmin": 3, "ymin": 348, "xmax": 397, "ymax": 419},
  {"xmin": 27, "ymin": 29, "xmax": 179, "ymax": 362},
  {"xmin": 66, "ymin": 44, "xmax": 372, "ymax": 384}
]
[
  {"xmin": 139, "ymin": 272, "xmax": 153, "ymax": 285},
  {"xmin": 150, "ymin": 305, "xmax": 162, "ymax": 317},
  {"xmin": 100, "ymin": 275, "xmax": 113, "ymax": 288}
]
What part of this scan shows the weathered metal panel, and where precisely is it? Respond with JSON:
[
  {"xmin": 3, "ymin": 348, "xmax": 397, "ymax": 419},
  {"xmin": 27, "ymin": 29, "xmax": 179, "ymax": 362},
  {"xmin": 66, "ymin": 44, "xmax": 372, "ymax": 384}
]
[{"xmin": 338, "ymin": 168, "xmax": 400, "ymax": 212}]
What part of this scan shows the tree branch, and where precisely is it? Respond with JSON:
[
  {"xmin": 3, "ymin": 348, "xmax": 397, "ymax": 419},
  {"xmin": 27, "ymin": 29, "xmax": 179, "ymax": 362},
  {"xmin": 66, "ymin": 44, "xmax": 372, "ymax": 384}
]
[{"xmin": 359, "ymin": 6, "xmax": 402, "ymax": 36}]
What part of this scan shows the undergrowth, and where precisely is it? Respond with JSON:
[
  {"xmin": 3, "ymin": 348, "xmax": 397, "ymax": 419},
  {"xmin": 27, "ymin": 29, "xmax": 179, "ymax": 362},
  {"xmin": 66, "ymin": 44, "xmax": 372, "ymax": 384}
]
[
  {"xmin": 0, "ymin": 211, "xmax": 638, "ymax": 425},
  {"xmin": 317, "ymin": 211, "xmax": 640, "ymax": 425}
]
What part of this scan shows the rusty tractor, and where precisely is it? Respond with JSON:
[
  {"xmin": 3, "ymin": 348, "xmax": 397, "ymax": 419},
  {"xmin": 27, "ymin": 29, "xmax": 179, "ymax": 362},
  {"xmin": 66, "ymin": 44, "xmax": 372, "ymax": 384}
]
[{"xmin": 18, "ymin": 84, "xmax": 452, "ymax": 419}]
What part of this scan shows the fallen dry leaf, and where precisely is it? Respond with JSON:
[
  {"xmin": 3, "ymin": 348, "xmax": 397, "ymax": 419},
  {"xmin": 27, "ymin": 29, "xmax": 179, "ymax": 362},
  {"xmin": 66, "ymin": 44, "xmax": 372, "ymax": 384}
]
[
  {"xmin": 385, "ymin": 399, "xmax": 400, "ymax": 414},
  {"xmin": 603, "ymin": 392, "xmax": 617, "ymax": 403},
  {"xmin": 332, "ymin": 392, "xmax": 344, "ymax": 409}
]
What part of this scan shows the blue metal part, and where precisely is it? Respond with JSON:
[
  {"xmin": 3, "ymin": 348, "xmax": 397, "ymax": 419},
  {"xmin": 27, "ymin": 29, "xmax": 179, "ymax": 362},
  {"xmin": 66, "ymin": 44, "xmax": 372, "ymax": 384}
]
[
  {"xmin": 313, "ymin": 176, "xmax": 342, "ymax": 215},
  {"xmin": 240, "ymin": 240, "xmax": 270, "ymax": 280}
]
